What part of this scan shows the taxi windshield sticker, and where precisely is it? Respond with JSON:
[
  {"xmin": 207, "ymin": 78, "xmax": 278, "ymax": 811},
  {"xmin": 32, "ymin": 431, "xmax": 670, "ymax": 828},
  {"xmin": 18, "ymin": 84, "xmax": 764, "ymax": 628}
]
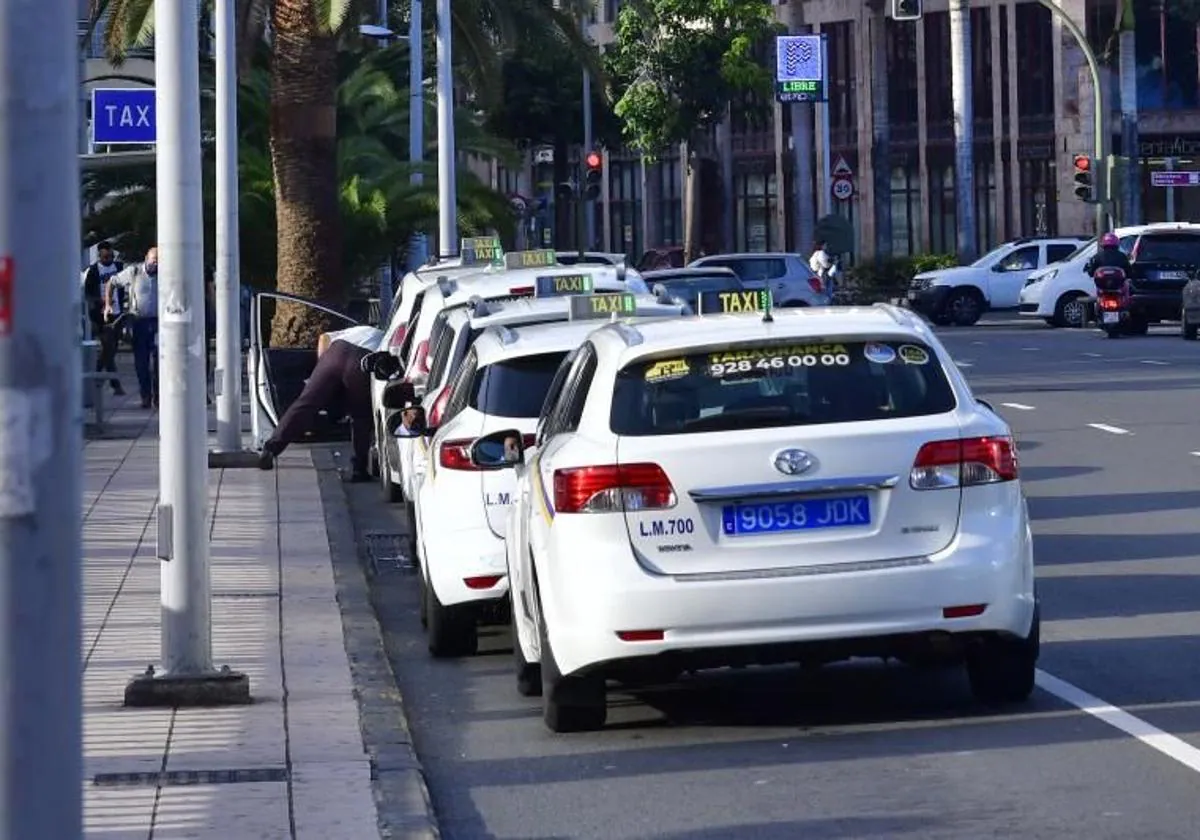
[
  {"xmin": 697, "ymin": 289, "xmax": 772, "ymax": 315},
  {"xmin": 535, "ymin": 273, "xmax": 594, "ymax": 297},
  {"xmin": 706, "ymin": 343, "xmax": 851, "ymax": 379},
  {"xmin": 863, "ymin": 342, "xmax": 897, "ymax": 364},
  {"xmin": 898, "ymin": 344, "xmax": 930, "ymax": 365},
  {"xmin": 460, "ymin": 237, "xmax": 503, "ymax": 266},
  {"xmin": 504, "ymin": 249, "xmax": 557, "ymax": 270},
  {"xmin": 644, "ymin": 359, "xmax": 691, "ymax": 383},
  {"xmin": 569, "ymin": 292, "xmax": 636, "ymax": 320}
]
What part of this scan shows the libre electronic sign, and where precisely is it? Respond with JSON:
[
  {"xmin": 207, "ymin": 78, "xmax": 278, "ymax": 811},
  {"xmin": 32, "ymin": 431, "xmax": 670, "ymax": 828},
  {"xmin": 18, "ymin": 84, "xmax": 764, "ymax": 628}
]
[
  {"xmin": 504, "ymin": 249, "xmax": 557, "ymax": 269},
  {"xmin": 569, "ymin": 292, "xmax": 636, "ymax": 320},
  {"xmin": 775, "ymin": 35, "xmax": 827, "ymax": 103},
  {"xmin": 460, "ymin": 236, "xmax": 503, "ymax": 266},
  {"xmin": 535, "ymin": 274, "xmax": 594, "ymax": 297}
]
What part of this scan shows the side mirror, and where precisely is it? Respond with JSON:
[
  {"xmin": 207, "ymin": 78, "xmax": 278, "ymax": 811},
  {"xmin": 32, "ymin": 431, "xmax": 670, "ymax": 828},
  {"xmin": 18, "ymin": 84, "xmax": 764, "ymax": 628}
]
[
  {"xmin": 992, "ymin": 262, "xmax": 1007, "ymax": 273},
  {"xmin": 381, "ymin": 380, "xmax": 417, "ymax": 410},
  {"xmin": 469, "ymin": 428, "xmax": 524, "ymax": 469},
  {"xmin": 370, "ymin": 352, "xmax": 401, "ymax": 380}
]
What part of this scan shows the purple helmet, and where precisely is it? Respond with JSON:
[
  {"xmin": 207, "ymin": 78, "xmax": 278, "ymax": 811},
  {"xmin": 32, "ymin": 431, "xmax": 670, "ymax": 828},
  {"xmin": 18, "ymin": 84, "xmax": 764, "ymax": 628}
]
[{"xmin": 1100, "ymin": 232, "xmax": 1119, "ymax": 248}]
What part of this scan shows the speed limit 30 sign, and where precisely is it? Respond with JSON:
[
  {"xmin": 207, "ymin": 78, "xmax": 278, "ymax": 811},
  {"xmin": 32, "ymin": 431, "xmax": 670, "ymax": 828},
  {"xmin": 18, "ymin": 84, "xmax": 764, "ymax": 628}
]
[{"xmin": 831, "ymin": 176, "xmax": 854, "ymax": 201}]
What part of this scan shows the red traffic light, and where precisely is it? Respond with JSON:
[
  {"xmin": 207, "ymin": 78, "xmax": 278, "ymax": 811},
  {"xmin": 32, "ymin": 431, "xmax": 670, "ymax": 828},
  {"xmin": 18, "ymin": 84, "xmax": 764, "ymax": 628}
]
[
  {"xmin": 1073, "ymin": 154, "xmax": 1091, "ymax": 173},
  {"xmin": 585, "ymin": 151, "xmax": 602, "ymax": 170}
]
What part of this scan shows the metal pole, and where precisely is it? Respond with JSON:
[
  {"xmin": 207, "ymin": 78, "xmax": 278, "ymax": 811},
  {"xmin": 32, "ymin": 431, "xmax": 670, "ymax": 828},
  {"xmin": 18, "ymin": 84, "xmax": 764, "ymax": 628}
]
[
  {"xmin": 406, "ymin": 0, "xmax": 428, "ymax": 271},
  {"xmin": 819, "ymin": 32, "xmax": 832, "ymax": 219},
  {"xmin": 1036, "ymin": 0, "xmax": 1106, "ymax": 233},
  {"xmin": 155, "ymin": 0, "xmax": 213, "ymax": 675},
  {"xmin": 0, "ymin": 0, "xmax": 83, "ymax": 835},
  {"xmin": 435, "ymin": 0, "xmax": 458, "ymax": 257},
  {"xmin": 950, "ymin": 0, "xmax": 978, "ymax": 262},
  {"xmin": 582, "ymin": 21, "xmax": 595, "ymax": 252},
  {"xmin": 375, "ymin": 0, "xmax": 393, "ymax": 319},
  {"xmin": 213, "ymin": 0, "xmax": 243, "ymax": 454}
]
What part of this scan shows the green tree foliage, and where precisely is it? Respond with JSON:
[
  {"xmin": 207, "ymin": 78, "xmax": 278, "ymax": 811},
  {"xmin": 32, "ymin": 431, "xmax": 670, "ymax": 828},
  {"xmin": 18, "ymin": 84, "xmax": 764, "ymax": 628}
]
[{"xmin": 603, "ymin": 0, "xmax": 782, "ymax": 156}]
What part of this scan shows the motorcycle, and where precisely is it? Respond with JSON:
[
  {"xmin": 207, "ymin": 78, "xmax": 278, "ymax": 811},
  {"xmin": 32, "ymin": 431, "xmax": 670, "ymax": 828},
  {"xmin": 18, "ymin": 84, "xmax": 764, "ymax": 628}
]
[{"xmin": 1093, "ymin": 266, "xmax": 1133, "ymax": 339}]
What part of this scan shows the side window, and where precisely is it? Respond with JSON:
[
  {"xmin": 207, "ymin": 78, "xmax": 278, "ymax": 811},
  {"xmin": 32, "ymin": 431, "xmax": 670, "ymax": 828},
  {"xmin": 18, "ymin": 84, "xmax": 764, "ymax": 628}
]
[
  {"xmin": 396, "ymin": 289, "xmax": 427, "ymax": 362},
  {"xmin": 425, "ymin": 319, "xmax": 458, "ymax": 388},
  {"xmin": 1047, "ymin": 244, "xmax": 1077, "ymax": 264},
  {"xmin": 997, "ymin": 246, "xmax": 1038, "ymax": 272},
  {"xmin": 733, "ymin": 258, "xmax": 787, "ymax": 282},
  {"xmin": 536, "ymin": 348, "xmax": 583, "ymax": 444},
  {"xmin": 1118, "ymin": 236, "xmax": 1136, "ymax": 254},
  {"xmin": 441, "ymin": 348, "xmax": 477, "ymax": 424},
  {"xmin": 559, "ymin": 347, "xmax": 598, "ymax": 434}
]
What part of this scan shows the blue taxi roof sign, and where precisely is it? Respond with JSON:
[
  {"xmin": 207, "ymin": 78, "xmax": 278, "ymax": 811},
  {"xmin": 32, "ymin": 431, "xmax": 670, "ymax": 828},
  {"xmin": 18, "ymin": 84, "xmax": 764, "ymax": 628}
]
[{"xmin": 534, "ymin": 273, "xmax": 594, "ymax": 298}]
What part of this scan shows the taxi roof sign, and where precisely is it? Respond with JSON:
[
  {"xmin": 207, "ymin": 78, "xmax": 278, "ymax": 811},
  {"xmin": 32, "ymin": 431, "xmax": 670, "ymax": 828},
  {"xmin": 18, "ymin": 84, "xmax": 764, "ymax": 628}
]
[
  {"xmin": 568, "ymin": 292, "xmax": 636, "ymax": 320},
  {"xmin": 460, "ymin": 236, "xmax": 503, "ymax": 267},
  {"xmin": 534, "ymin": 273, "xmax": 594, "ymax": 298},
  {"xmin": 504, "ymin": 249, "xmax": 557, "ymax": 270},
  {"xmin": 697, "ymin": 288, "xmax": 772, "ymax": 315}
]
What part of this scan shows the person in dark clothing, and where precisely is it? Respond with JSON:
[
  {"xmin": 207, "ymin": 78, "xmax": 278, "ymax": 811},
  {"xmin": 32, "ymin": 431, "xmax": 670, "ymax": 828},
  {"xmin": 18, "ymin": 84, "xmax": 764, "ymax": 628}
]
[
  {"xmin": 1084, "ymin": 232, "xmax": 1132, "ymax": 277},
  {"xmin": 82, "ymin": 241, "xmax": 126, "ymax": 395},
  {"xmin": 258, "ymin": 325, "xmax": 383, "ymax": 481}
]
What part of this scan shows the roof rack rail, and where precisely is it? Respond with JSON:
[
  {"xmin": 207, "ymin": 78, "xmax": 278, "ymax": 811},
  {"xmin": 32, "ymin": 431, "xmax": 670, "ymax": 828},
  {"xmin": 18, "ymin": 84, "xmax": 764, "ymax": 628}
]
[
  {"xmin": 495, "ymin": 325, "xmax": 519, "ymax": 345},
  {"xmin": 873, "ymin": 302, "xmax": 912, "ymax": 326},
  {"xmin": 436, "ymin": 276, "xmax": 456, "ymax": 297},
  {"xmin": 465, "ymin": 294, "xmax": 492, "ymax": 316},
  {"xmin": 610, "ymin": 322, "xmax": 643, "ymax": 347}
]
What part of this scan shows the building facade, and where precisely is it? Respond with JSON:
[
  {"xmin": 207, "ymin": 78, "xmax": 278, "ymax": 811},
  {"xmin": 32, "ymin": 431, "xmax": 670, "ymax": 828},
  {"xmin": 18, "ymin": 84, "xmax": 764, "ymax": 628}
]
[{"xmin": 497, "ymin": 0, "xmax": 1200, "ymax": 262}]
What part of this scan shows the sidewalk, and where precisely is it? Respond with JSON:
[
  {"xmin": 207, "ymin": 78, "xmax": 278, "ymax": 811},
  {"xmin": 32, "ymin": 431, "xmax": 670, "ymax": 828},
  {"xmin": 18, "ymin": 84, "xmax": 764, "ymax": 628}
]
[{"xmin": 81, "ymin": 395, "xmax": 436, "ymax": 839}]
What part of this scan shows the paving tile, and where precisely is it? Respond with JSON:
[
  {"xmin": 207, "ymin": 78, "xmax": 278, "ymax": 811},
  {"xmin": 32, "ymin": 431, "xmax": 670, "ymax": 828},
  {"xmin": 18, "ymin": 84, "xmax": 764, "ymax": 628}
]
[
  {"xmin": 292, "ymin": 761, "xmax": 379, "ymax": 840},
  {"xmin": 167, "ymin": 703, "xmax": 286, "ymax": 771},
  {"xmin": 84, "ymin": 784, "xmax": 157, "ymax": 839},
  {"xmin": 152, "ymin": 782, "xmax": 290, "ymax": 839}
]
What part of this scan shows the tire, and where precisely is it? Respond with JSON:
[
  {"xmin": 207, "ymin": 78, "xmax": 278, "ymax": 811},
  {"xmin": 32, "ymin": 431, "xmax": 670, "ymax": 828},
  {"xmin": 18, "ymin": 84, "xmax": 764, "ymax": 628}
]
[
  {"xmin": 1183, "ymin": 310, "xmax": 1198, "ymax": 341},
  {"xmin": 404, "ymin": 500, "xmax": 419, "ymax": 561},
  {"xmin": 418, "ymin": 571, "xmax": 428, "ymax": 629},
  {"xmin": 513, "ymin": 609, "xmax": 542, "ymax": 697},
  {"xmin": 368, "ymin": 444, "xmax": 380, "ymax": 478},
  {"xmin": 378, "ymin": 442, "xmax": 403, "ymax": 503},
  {"xmin": 966, "ymin": 606, "xmax": 1039, "ymax": 704},
  {"xmin": 944, "ymin": 288, "xmax": 984, "ymax": 327},
  {"xmin": 1054, "ymin": 294, "xmax": 1087, "ymax": 329},
  {"xmin": 1126, "ymin": 317, "xmax": 1149, "ymax": 336},
  {"xmin": 538, "ymin": 593, "xmax": 606, "ymax": 732},
  {"xmin": 425, "ymin": 579, "xmax": 478, "ymax": 658},
  {"xmin": 1042, "ymin": 317, "xmax": 1057, "ymax": 327},
  {"xmin": 1103, "ymin": 328, "xmax": 1121, "ymax": 339}
]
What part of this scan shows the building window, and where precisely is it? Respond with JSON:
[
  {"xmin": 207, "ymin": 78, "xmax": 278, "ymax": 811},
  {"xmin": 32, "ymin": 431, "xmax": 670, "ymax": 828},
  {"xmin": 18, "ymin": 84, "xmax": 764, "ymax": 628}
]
[
  {"xmin": 734, "ymin": 173, "xmax": 777, "ymax": 252},
  {"xmin": 826, "ymin": 21, "xmax": 856, "ymax": 149},
  {"xmin": 975, "ymin": 159, "xmax": 997, "ymax": 254},
  {"xmin": 608, "ymin": 159, "xmax": 642, "ymax": 258},
  {"xmin": 972, "ymin": 8, "xmax": 993, "ymax": 129},
  {"xmin": 1019, "ymin": 159, "xmax": 1058, "ymax": 237},
  {"xmin": 653, "ymin": 158, "xmax": 683, "ymax": 246},
  {"xmin": 928, "ymin": 162, "xmax": 957, "ymax": 255},
  {"xmin": 924, "ymin": 13, "xmax": 953, "ymax": 143},
  {"xmin": 1015, "ymin": 3, "xmax": 1054, "ymax": 121},
  {"xmin": 605, "ymin": 0, "xmax": 620, "ymax": 24},
  {"xmin": 890, "ymin": 165, "xmax": 922, "ymax": 256},
  {"xmin": 887, "ymin": 19, "xmax": 919, "ymax": 128}
]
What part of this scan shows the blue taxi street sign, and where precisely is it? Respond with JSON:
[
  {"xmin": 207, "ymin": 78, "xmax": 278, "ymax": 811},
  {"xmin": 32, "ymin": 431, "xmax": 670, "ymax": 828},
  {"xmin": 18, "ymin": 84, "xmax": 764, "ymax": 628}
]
[
  {"xmin": 505, "ymin": 249, "xmax": 557, "ymax": 270},
  {"xmin": 91, "ymin": 88, "xmax": 157, "ymax": 145},
  {"xmin": 568, "ymin": 292, "xmax": 636, "ymax": 320},
  {"xmin": 698, "ymin": 288, "xmax": 772, "ymax": 314},
  {"xmin": 535, "ymin": 273, "xmax": 594, "ymax": 297},
  {"xmin": 460, "ymin": 236, "xmax": 503, "ymax": 266},
  {"xmin": 775, "ymin": 35, "xmax": 827, "ymax": 103}
]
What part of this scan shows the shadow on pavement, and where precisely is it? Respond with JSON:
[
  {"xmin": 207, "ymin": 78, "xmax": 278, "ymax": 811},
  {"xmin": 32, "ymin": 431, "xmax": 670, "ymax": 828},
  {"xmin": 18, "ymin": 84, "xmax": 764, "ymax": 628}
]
[{"xmin": 1029, "ymin": 490, "xmax": 1200, "ymax": 521}]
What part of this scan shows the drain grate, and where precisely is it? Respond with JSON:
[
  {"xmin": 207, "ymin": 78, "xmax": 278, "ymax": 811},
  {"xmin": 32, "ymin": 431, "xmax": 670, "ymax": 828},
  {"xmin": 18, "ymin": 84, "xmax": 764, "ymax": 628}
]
[
  {"xmin": 93, "ymin": 767, "xmax": 289, "ymax": 788},
  {"xmin": 362, "ymin": 531, "xmax": 417, "ymax": 575}
]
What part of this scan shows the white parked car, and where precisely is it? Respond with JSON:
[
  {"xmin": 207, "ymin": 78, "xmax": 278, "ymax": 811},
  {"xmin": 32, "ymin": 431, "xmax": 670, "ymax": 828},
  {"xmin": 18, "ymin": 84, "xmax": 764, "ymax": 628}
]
[
  {"xmin": 907, "ymin": 237, "xmax": 1086, "ymax": 326},
  {"xmin": 412, "ymin": 306, "xmax": 686, "ymax": 657},
  {"xmin": 478, "ymin": 303, "xmax": 1039, "ymax": 732}
]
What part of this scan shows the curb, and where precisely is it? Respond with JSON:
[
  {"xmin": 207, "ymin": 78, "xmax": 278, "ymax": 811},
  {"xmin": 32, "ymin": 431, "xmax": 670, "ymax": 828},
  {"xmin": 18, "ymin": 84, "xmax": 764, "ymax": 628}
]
[{"xmin": 312, "ymin": 448, "xmax": 441, "ymax": 840}]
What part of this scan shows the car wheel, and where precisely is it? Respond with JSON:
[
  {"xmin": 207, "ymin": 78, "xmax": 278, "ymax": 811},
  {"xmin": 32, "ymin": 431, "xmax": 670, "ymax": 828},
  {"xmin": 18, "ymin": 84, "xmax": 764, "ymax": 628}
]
[
  {"xmin": 1126, "ymin": 317, "xmax": 1149, "ymax": 336},
  {"xmin": 404, "ymin": 500, "xmax": 419, "ymax": 560},
  {"xmin": 367, "ymin": 444, "xmax": 380, "ymax": 478},
  {"xmin": 944, "ymin": 288, "xmax": 984, "ymax": 327},
  {"xmin": 1183, "ymin": 310, "xmax": 1198, "ymax": 341},
  {"xmin": 966, "ymin": 606, "xmax": 1039, "ymax": 704},
  {"xmin": 537, "ymin": 589, "xmax": 606, "ymax": 732},
  {"xmin": 1054, "ymin": 294, "xmax": 1087, "ymax": 328},
  {"xmin": 378, "ymin": 444, "xmax": 403, "ymax": 503},
  {"xmin": 513, "ymin": 609, "xmax": 542, "ymax": 697},
  {"xmin": 418, "ymin": 570, "xmax": 428, "ymax": 629},
  {"xmin": 1042, "ymin": 317, "xmax": 1057, "ymax": 327},
  {"xmin": 425, "ymin": 578, "xmax": 478, "ymax": 658}
]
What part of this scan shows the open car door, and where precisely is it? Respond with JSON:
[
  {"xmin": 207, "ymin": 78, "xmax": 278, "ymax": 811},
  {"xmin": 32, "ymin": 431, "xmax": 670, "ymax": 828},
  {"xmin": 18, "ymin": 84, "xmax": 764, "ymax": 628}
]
[{"xmin": 247, "ymin": 291, "xmax": 360, "ymax": 450}]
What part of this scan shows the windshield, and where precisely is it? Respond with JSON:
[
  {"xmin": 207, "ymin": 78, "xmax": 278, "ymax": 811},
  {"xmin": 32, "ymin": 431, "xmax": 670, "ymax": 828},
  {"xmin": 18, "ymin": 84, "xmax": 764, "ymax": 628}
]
[
  {"xmin": 611, "ymin": 339, "xmax": 958, "ymax": 436},
  {"xmin": 656, "ymin": 275, "xmax": 744, "ymax": 298},
  {"xmin": 1064, "ymin": 238, "xmax": 1097, "ymax": 262},
  {"xmin": 469, "ymin": 351, "xmax": 569, "ymax": 418},
  {"xmin": 970, "ymin": 244, "xmax": 1013, "ymax": 268},
  {"xmin": 1134, "ymin": 233, "xmax": 1200, "ymax": 264}
]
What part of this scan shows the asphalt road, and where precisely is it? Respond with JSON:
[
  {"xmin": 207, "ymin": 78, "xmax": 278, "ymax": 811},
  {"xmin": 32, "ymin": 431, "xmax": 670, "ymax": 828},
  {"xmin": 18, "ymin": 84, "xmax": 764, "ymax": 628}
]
[{"xmin": 343, "ymin": 316, "xmax": 1200, "ymax": 840}]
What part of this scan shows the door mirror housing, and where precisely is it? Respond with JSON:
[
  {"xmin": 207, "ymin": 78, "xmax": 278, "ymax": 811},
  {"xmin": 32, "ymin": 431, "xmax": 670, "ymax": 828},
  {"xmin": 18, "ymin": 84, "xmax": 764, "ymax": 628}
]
[
  {"xmin": 381, "ymin": 380, "xmax": 417, "ymax": 410},
  {"xmin": 366, "ymin": 351, "xmax": 402, "ymax": 380},
  {"xmin": 469, "ymin": 428, "xmax": 524, "ymax": 469}
]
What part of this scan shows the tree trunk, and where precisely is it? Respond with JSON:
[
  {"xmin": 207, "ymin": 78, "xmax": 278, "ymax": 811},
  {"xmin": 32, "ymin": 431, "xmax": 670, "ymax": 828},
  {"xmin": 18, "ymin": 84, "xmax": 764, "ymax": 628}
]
[
  {"xmin": 949, "ymin": 0, "xmax": 977, "ymax": 263},
  {"xmin": 1118, "ymin": 0, "xmax": 1140, "ymax": 226},
  {"xmin": 268, "ymin": 0, "xmax": 343, "ymax": 348},
  {"xmin": 787, "ymin": 0, "xmax": 816, "ymax": 258},
  {"xmin": 682, "ymin": 141, "xmax": 700, "ymax": 262},
  {"xmin": 870, "ymin": 2, "xmax": 892, "ymax": 263}
]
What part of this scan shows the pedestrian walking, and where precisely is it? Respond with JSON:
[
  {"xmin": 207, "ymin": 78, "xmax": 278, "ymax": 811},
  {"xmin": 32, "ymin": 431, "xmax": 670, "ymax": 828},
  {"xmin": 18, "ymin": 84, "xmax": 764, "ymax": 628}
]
[
  {"xmin": 257, "ymin": 325, "xmax": 384, "ymax": 481},
  {"xmin": 105, "ymin": 246, "xmax": 160, "ymax": 408},
  {"xmin": 82, "ymin": 241, "xmax": 126, "ymax": 395},
  {"xmin": 808, "ymin": 240, "xmax": 834, "ymax": 295}
]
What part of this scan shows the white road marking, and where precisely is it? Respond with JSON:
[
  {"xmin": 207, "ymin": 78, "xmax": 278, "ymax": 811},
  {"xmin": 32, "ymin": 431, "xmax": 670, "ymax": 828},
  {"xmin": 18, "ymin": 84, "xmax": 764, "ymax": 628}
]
[
  {"xmin": 1088, "ymin": 422, "xmax": 1131, "ymax": 435},
  {"xmin": 954, "ymin": 360, "xmax": 974, "ymax": 368},
  {"xmin": 1037, "ymin": 670, "xmax": 1200, "ymax": 776},
  {"xmin": 1001, "ymin": 402, "xmax": 1035, "ymax": 411},
  {"xmin": 1140, "ymin": 359, "xmax": 1170, "ymax": 366},
  {"xmin": 1191, "ymin": 452, "xmax": 1200, "ymax": 457},
  {"xmin": 971, "ymin": 340, "xmax": 986, "ymax": 346},
  {"xmin": 1021, "ymin": 347, "xmax": 1039, "ymax": 351},
  {"xmin": 1083, "ymin": 352, "xmax": 1104, "ymax": 358}
]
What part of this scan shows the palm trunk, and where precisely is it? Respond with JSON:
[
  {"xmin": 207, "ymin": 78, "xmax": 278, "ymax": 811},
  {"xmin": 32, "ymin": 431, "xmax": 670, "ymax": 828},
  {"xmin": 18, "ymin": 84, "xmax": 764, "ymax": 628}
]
[
  {"xmin": 950, "ymin": 0, "xmax": 977, "ymax": 262},
  {"xmin": 268, "ymin": 0, "xmax": 343, "ymax": 348},
  {"xmin": 1118, "ymin": 0, "xmax": 1140, "ymax": 226}
]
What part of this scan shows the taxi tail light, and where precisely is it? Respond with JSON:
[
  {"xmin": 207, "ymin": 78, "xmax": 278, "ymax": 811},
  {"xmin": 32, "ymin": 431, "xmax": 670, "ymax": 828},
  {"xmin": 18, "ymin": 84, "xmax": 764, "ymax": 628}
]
[
  {"xmin": 909, "ymin": 437, "xmax": 1017, "ymax": 490},
  {"xmin": 510, "ymin": 285, "xmax": 534, "ymax": 295},
  {"xmin": 413, "ymin": 339, "xmax": 431, "ymax": 374},
  {"xmin": 553, "ymin": 463, "xmax": 676, "ymax": 513},
  {"xmin": 427, "ymin": 387, "xmax": 451, "ymax": 427},
  {"xmin": 438, "ymin": 438, "xmax": 480, "ymax": 471},
  {"xmin": 807, "ymin": 276, "xmax": 824, "ymax": 294},
  {"xmin": 388, "ymin": 326, "xmax": 407, "ymax": 350},
  {"xmin": 1098, "ymin": 295, "xmax": 1121, "ymax": 310}
]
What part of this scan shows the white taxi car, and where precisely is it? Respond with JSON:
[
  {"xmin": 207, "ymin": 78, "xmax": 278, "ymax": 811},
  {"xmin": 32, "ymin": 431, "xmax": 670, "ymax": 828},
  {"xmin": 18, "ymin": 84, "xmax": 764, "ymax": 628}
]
[
  {"xmin": 375, "ymin": 262, "xmax": 641, "ymax": 502},
  {"xmin": 412, "ymin": 298, "xmax": 687, "ymax": 658},
  {"xmin": 475, "ymin": 302, "xmax": 1039, "ymax": 732}
]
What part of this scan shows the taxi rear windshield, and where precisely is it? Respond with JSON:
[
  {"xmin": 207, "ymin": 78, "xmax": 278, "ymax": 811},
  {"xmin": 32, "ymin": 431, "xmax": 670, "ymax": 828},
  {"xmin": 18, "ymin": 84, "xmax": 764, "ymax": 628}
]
[
  {"xmin": 610, "ymin": 339, "xmax": 957, "ymax": 436},
  {"xmin": 470, "ymin": 351, "xmax": 568, "ymax": 419}
]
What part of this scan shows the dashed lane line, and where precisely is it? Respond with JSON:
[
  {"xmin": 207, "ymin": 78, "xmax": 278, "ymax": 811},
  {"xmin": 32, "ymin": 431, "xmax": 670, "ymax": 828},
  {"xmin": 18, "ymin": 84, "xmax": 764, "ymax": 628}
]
[
  {"xmin": 1087, "ymin": 423, "xmax": 1131, "ymax": 435},
  {"xmin": 1083, "ymin": 352, "xmax": 1104, "ymax": 358},
  {"xmin": 1000, "ymin": 402, "xmax": 1035, "ymax": 411},
  {"xmin": 1037, "ymin": 670, "xmax": 1200, "ymax": 777},
  {"xmin": 1140, "ymin": 359, "xmax": 1170, "ymax": 366},
  {"xmin": 954, "ymin": 360, "xmax": 974, "ymax": 368}
]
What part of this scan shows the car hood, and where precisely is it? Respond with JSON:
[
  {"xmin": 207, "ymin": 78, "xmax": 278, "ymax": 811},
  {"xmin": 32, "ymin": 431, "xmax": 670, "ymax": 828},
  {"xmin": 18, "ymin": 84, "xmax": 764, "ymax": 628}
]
[{"xmin": 913, "ymin": 266, "xmax": 977, "ymax": 282}]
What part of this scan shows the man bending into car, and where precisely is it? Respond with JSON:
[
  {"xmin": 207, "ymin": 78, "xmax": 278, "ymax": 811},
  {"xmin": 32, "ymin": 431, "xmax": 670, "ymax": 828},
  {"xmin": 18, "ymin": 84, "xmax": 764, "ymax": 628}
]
[{"xmin": 258, "ymin": 325, "xmax": 383, "ymax": 481}]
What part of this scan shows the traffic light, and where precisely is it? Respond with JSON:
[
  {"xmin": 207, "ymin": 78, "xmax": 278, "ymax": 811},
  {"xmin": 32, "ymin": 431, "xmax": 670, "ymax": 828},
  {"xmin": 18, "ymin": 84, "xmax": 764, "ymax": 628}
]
[
  {"xmin": 1073, "ymin": 154, "xmax": 1096, "ymax": 203},
  {"xmin": 583, "ymin": 150, "xmax": 603, "ymax": 202},
  {"xmin": 555, "ymin": 180, "xmax": 576, "ymax": 203},
  {"xmin": 892, "ymin": 0, "xmax": 923, "ymax": 21}
]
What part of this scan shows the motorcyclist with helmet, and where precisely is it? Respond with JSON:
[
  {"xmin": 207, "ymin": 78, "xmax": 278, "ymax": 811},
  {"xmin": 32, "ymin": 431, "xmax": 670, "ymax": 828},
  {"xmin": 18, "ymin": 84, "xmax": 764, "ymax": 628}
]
[{"xmin": 1084, "ymin": 232, "xmax": 1132, "ymax": 277}]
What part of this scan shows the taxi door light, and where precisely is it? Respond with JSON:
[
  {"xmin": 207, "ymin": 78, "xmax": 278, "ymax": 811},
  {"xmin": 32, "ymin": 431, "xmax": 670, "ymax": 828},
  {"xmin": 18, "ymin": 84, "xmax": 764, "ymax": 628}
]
[
  {"xmin": 553, "ymin": 463, "xmax": 676, "ymax": 513},
  {"xmin": 910, "ymin": 437, "xmax": 1018, "ymax": 490}
]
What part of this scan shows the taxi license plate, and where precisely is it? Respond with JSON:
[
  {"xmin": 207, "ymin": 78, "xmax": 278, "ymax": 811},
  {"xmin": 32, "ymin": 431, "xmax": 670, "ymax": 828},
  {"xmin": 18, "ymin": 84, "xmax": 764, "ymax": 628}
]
[
  {"xmin": 1101, "ymin": 312, "xmax": 1120, "ymax": 324},
  {"xmin": 721, "ymin": 496, "xmax": 870, "ymax": 536}
]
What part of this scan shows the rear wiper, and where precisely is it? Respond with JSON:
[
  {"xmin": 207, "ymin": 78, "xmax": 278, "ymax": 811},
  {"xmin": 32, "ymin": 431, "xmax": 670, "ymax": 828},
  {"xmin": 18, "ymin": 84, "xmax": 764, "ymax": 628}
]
[{"xmin": 679, "ymin": 407, "xmax": 794, "ymax": 432}]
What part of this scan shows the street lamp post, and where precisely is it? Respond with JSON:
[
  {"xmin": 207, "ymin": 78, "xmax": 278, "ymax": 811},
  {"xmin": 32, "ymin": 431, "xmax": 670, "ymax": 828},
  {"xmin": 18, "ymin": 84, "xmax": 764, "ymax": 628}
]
[
  {"xmin": 436, "ymin": 0, "xmax": 458, "ymax": 257},
  {"xmin": 407, "ymin": 0, "xmax": 428, "ymax": 272}
]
